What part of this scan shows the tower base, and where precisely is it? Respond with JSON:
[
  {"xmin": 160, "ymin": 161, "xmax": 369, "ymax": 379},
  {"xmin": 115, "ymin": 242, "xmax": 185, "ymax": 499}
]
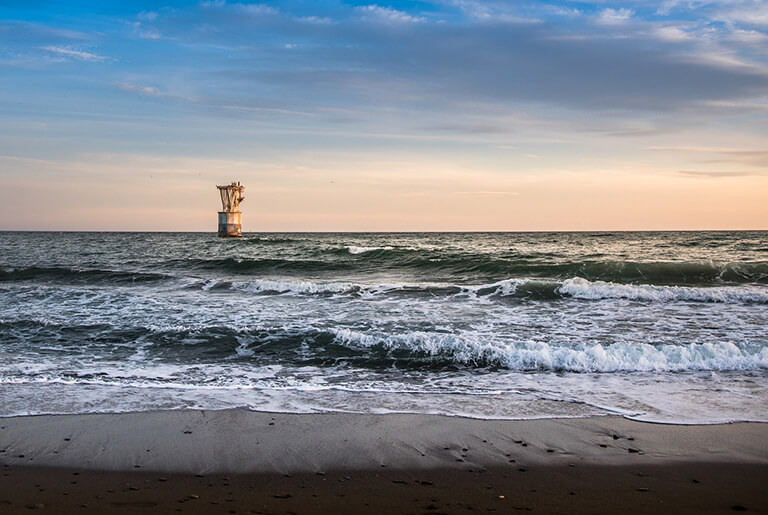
[{"xmin": 218, "ymin": 211, "xmax": 242, "ymax": 237}]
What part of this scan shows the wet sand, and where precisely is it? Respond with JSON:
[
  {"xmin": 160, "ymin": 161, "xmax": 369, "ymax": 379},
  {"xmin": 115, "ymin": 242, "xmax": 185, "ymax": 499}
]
[{"xmin": 1, "ymin": 409, "xmax": 766, "ymax": 513}]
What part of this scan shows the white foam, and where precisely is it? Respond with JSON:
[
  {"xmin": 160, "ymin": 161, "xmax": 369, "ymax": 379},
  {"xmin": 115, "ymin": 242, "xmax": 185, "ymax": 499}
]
[
  {"xmin": 347, "ymin": 245, "xmax": 393, "ymax": 254},
  {"xmin": 331, "ymin": 328, "xmax": 768, "ymax": 372},
  {"xmin": 234, "ymin": 279, "xmax": 356, "ymax": 295},
  {"xmin": 559, "ymin": 277, "xmax": 768, "ymax": 303},
  {"xmin": 177, "ymin": 275, "xmax": 768, "ymax": 305}
]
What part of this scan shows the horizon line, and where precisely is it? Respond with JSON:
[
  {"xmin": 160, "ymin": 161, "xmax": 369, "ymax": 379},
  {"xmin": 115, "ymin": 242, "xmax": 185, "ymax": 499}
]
[{"xmin": 2, "ymin": 229, "xmax": 767, "ymax": 234}]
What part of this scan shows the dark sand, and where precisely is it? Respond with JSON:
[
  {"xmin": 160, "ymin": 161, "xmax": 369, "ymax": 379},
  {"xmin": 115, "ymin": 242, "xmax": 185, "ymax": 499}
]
[{"xmin": 1, "ymin": 410, "xmax": 766, "ymax": 513}]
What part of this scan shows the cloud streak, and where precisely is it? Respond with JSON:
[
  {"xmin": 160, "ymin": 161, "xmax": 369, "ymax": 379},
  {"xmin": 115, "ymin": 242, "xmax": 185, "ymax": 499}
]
[
  {"xmin": 647, "ymin": 147, "xmax": 768, "ymax": 167},
  {"xmin": 42, "ymin": 46, "xmax": 108, "ymax": 62},
  {"xmin": 678, "ymin": 170, "xmax": 762, "ymax": 178}
]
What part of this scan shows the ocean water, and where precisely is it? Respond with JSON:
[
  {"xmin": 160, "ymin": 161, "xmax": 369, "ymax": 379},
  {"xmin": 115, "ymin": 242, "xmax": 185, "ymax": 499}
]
[{"xmin": 1, "ymin": 231, "xmax": 766, "ymax": 424}]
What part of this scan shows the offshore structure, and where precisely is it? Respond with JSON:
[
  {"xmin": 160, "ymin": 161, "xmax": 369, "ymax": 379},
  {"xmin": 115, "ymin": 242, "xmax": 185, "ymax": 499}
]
[{"xmin": 216, "ymin": 181, "xmax": 245, "ymax": 237}]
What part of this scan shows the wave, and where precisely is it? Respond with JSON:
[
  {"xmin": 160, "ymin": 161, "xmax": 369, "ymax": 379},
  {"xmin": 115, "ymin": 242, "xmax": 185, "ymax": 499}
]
[
  {"xmin": 12, "ymin": 258, "xmax": 764, "ymax": 288},
  {"xmin": 346, "ymin": 245, "xmax": 395, "ymax": 255},
  {"xmin": 4, "ymin": 263, "xmax": 764, "ymax": 304},
  {"xmin": 168, "ymin": 257, "xmax": 351, "ymax": 273},
  {"xmin": 557, "ymin": 277, "xmax": 768, "ymax": 303},
  {"xmin": 170, "ymin": 254, "xmax": 768, "ymax": 285},
  {"xmin": 5, "ymin": 320, "xmax": 764, "ymax": 373},
  {"xmin": 189, "ymin": 276, "xmax": 768, "ymax": 304},
  {"xmin": 332, "ymin": 328, "xmax": 768, "ymax": 373},
  {"xmin": 0, "ymin": 266, "xmax": 171, "ymax": 284},
  {"xmin": 244, "ymin": 237, "xmax": 304, "ymax": 245}
]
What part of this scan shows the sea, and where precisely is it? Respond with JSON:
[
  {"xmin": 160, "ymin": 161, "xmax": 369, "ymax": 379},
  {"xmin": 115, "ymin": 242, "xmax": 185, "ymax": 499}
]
[{"xmin": 1, "ymin": 231, "xmax": 766, "ymax": 424}]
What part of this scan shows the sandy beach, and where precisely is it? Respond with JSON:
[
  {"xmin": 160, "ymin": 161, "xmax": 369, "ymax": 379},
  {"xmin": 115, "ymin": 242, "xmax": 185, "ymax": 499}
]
[{"xmin": 1, "ymin": 409, "xmax": 766, "ymax": 513}]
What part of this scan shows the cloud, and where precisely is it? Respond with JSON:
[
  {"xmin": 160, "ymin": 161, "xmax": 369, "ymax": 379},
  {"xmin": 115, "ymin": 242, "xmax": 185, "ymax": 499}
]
[
  {"xmin": 116, "ymin": 82, "xmax": 163, "ymax": 97},
  {"xmin": 606, "ymin": 127, "xmax": 676, "ymax": 137},
  {"xmin": 653, "ymin": 25, "xmax": 693, "ymax": 42},
  {"xmin": 8, "ymin": 1, "xmax": 766, "ymax": 139},
  {"xmin": 41, "ymin": 46, "xmax": 108, "ymax": 62},
  {"xmin": 356, "ymin": 5, "xmax": 425, "ymax": 23},
  {"xmin": 714, "ymin": 1, "xmax": 768, "ymax": 27},
  {"xmin": 296, "ymin": 16, "xmax": 333, "ymax": 25},
  {"xmin": 135, "ymin": 2, "xmax": 768, "ymax": 116},
  {"xmin": 678, "ymin": 170, "xmax": 761, "ymax": 178},
  {"xmin": 114, "ymin": 82, "xmax": 312, "ymax": 117},
  {"xmin": 546, "ymin": 6, "xmax": 582, "ymax": 17},
  {"xmin": 236, "ymin": 3, "xmax": 279, "ymax": 16},
  {"xmin": 0, "ymin": 21, "xmax": 88, "ymax": 43},
  {"xmin": 138, "ymin": 11, "xmax": 158, "ymax": 22},
  {"xmin": 209, "ymin": 26, "xmax": 766, "ymax": 118},
  {"xmin": 452, "ymin": 190, "xmax": 519, "ymax": 196},
  {"xmin": 656, "ymin": 1, "xmax": 682, "ymax": 16},
  {"xmin": 728, "ymin": 28, "xmax": 768, "ymax": 45},
  {"xmin": 439, "ymin": 0, "xmax": 540, "ymax": 23},
  {"xmin": 647, "ymin": 146, "xmax": 768, "ymax": 167},
  {"xmin": 597, "ymin": 8, "xmax": 634, "ymax": 25},
  {"xmin": 425, "ymin": 123, "xmax": 513, "ymax": 134}
]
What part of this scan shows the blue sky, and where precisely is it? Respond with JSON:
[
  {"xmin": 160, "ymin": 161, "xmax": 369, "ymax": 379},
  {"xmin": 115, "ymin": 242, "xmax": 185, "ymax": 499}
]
[{"xmin": 1, "ymin": 0, "xmax": 767, "ymax": 230}]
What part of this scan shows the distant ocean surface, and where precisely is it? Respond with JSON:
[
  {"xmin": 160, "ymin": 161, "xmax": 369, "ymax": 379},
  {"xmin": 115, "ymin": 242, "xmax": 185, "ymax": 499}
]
[{"xmin": 1, "ymin": 231, "xmax": 766, "ymax": 424}]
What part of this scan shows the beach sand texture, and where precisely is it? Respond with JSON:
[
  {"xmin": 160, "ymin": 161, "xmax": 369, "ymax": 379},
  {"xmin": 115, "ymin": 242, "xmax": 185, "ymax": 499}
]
[{"xmin": 1, "ymin": 410, "xmax": 767, "ymax": 513}]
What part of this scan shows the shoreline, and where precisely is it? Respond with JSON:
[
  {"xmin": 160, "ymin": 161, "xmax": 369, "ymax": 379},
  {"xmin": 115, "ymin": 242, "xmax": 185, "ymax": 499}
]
[
  {"xmin": 2, "ymin": 409, "xmax": 767, "ymax": 473},
  {"xmin": 2, "ymin": 409, "xmax": 767, "ymax": 513}
]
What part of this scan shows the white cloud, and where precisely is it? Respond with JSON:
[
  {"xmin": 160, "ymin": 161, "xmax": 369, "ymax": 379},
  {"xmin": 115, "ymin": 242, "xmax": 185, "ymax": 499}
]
[
  {"xmin": 654, "ymin": 25, "xmax": 693, "ymax": 42},
  {"xmin": 356, "ymin": 5, "xmax": 425, "ymax": 23},
  {"xmin": 200, "ymin": 1, "xmax": 277, "ymax": 15},
  {"xmin": 728, "ymin": 28, "xmax": 768, "ymax": 44},
  {"xmin": 547, "ymin": 6, "xmax": 582, "ymax": 17},
  {"xmin": 296, "ymin": 16, "xmax": 333, "ymax": 25},
  {"xmin": 132, "ymin": 20, "xmax": 162, "ymax": 40},
  {"xmin": 236, "ymin": 3, "xmax": 278, "ymax": 16},
  {"xmin": 138, "ymin": 11, "xmax": 158, "ymax": 21},
  {"xmin": 115, "ymin": 82, "xmax": 310, "ymax": 116},
  {"xmin": 656, "ymin": 1, "xmax": 682, "ymax": 16},
  {"xmin": 116, "ymin": 82, "xmax": 163, "ymax": 97},
  {"xmin": 715, "ymin": 2, "xmax": 768, "ymax": 27},
  {"xmin": 442, "ymin": 0, "xmax": 492, "ymax": 19},
  {"xmin": 41, "ymin": 46, "xmax": 108, "ymax": 62},
  {"xmin": 440, "ymin": 0, "xmax": 540, "ymax": 23},
  {"xmin": 597, "ymin": 8, "xmax": 634, "ymax": 25}
]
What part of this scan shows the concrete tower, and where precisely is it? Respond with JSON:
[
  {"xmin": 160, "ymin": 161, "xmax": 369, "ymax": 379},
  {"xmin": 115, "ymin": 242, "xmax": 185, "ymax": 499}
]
[{"xmin": 216, "ymin": 181, "xmax": 245, "ymax": 237}]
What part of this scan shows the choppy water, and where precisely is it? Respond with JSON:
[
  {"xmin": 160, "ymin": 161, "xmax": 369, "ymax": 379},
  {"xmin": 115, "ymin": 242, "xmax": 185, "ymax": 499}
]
[{"xmin": 1, "ymin": 231, "xmax": 766, "ymax": 423}]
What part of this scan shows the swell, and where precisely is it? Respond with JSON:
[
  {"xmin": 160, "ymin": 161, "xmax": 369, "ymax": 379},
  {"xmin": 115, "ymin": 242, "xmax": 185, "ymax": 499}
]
[
  {"xmin": 2, "ymin": 321, "xmax": 766, "ymax": 374},
  {"xmin": 166, "ymin": 257, "xmax": 352, "ymax": 274},
  {"xmin": 189, "ymin": 277, "xmax": 768, "ymax": 304},
  {"xmin": 5, "ymin": 259, "xmax": 765, "ymax": 288},
  {"xmin": 0, "ymin": 266, "xmax": 171, "ymax": 284},
  {"xmin": 169, "ymin": 253, "xmax": 768, "ymax": 285}
]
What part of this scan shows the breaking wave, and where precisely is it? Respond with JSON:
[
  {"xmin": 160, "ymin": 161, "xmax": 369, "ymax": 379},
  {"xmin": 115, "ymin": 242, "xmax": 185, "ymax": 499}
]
[
  {"xmin": 187, "ymin": 276, "xmax": 768, "ymax": 304},
  {"xmin": 2, "ymin": 320, "xmax": 765, "ymax": 374},
  {"xmin": 557, "ymin": 277, "xmax": 768, "ymax": 303},
  {"xmin": 331, "ymin": 328, "xmax": 768, "ymax": 372}
]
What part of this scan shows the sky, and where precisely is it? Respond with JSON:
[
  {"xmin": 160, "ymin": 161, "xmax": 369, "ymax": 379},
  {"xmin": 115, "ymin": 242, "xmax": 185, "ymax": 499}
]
[{"xmin": 0, "ymin": 0, "xmax": 766, "ymax": 231}]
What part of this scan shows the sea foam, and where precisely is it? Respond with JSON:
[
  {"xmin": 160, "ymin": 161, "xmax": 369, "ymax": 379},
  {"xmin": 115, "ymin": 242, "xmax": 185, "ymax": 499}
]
[
  {"xmin": 558, "ymin": 277, "xmax": 768, "ymax": 303},
  {"xmin": 194, "ymin": 276, "xmax": 768, "ymax": 304},
  {"xmin": 331, "ymin": 328, "xmax": 768, "ymax": 372}
]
